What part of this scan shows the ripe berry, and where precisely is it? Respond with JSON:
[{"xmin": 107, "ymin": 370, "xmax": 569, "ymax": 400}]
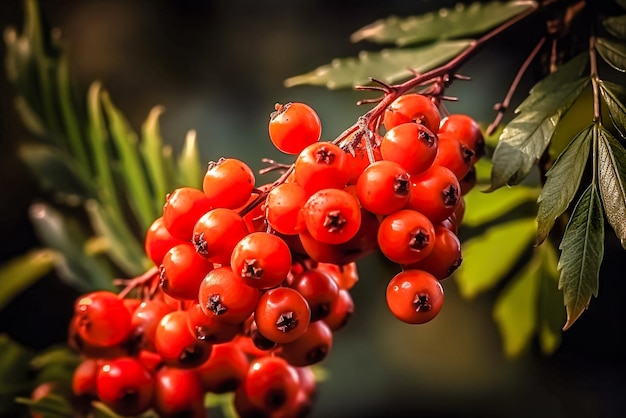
[
  {"xmin": 432, "ymin": 131, "xmax": 475, "ymax": 180},
  {"xmin": 199, "ymin": 266, "xmax": 261, "ymax": 324},
  {"xmin": 265, "ymin": 182, "xmax": 307, "ymax": 235},
  {"xmin": 231, "ymin": 232, "xmax": 293, "ymax": 290},
  {"xmin": 302, "ymin": 188, "xmax": 362, "ymax": 245},
  {"xmin": 356, "ymin": 160, "xmax": 411, "ymax": 215},
  {"xmin": 96, "ymin": 357, "xmax": 153, "ymax": 416},
  {"xmin": 203, "ymin": 157, "xmax": 255, "ymax": 209},
  {"xmin": 439, "ymin": 113, "xmax": 485, "ymax": 162},
  {"xmin": 323, "ymin": 288, "xmax": 355, "ymax": 331},
  {"xmin": 196, "ymin": 341, "xmax": 250, "ymax": 393},
  {"xmin": 381, "ymin": 122, "xmax": 438, "ymax": 174},
  {"xmin": 154, "ymin": 310, "xmax": 213, "ymax": 368},
  {"xmin": 294, "ymin": 142, "xmax": 349, "ymax": 195},
  {"xmin": 404, "ymin": 225, "xmax": 463, "ymax": 280},
  {"xmin": 162, "ymin": 186, "xmax": 213, "ymax": 240},
  {"xmin": 407, "ymin": 165, "xmax": 461, "ymax": 224},
  {"xmin": 131, "ymin": 300, "xmax": 174, "ymax": 350},
  {"xmin": 159, "ymin": 242, "xmax": 214, "ymax": 301},
  {"xmin": 187, "ymin": 302, "xmax": 241, "ymax": 344},
  {"xmin": 255, "ymin": 287, "xmax": 311, "ymax": 344},
  {"xmin": 383, "ymin": 93, "xmax": 441, "ymax": 134},
  {"xmin": 377, "ymin": 209, "xmax": 436, "ymax": 265},
  {"xmin": 153, "ymin": 366, "xmax": 206, "ymax": 418},
  {"xmin": 277, "ymin": 320, "xmax": 333, "ymax": 367},
  {"xmin": 144, "ymin": 216, "xmax": 185, "ymax": 266},
  {"xmin": 288, "ymin": 268, "xmax": 339, "ymax": 322},
  {"xmin": 192, "ymin": 207, "xmax": 249, "ymax": 264},
  {"xmin": 244, "ymin": 356, "xmax": 300, "ymax": 414},
  {"xmin": 386, "ymin": 269, "xmax": 444, "ymax": 324},
  {"xmin": 74, "ymin": 291, "xmax": 132, "ymax": 347},
  {"xmin": 269, "ymin": 102, "xmax": 322, "ymax": 154}
]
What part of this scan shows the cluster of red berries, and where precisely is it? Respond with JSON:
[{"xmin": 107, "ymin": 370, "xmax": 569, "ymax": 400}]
[{"xmin": 66, "ymin": 92, "xmax": 483, "ymax": 417}]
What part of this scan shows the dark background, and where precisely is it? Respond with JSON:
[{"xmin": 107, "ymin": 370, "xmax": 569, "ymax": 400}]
[{"xmin": 1, "ymin": 1, "xmax": 625, "ymax": 417}]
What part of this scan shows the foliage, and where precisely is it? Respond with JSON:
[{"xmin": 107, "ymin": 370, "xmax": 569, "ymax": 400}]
[{"xmin": 1, "ymin": 0, "xmax": 626, "ymax": 416}]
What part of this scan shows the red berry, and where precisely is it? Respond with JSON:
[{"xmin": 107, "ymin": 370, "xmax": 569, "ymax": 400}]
[
  {"xmin": 203, "ymin": 157, "xmax": 255, "ymax": 209},
  {"xmin": 255, "ymin": 287, "xmax": 311, "ymax": 344},
  {"xmin": 302, "ymin": 188, "xmax": 362, "ymax": 245},
  {"xmin": 386, "ymin": 269, "xmax": 444, "ymax": 324},
  {"xmin": 383, "ymin": 93, "xmax": 441, "ymax": 134},
  {"xmin": 231, "ymin": 232, "xmax": 293, "ymax": 290},
  {"xmin": 199, "ymin": 266, "xmax": 261, "ymax": 324},
  {"xmin": 377, "ymin": 209, "xmax": 436, "ymax": 265},
  {"xmin": 356, "ymin": 160, "xmax": 411, "ymax": 215},
  {"xmin": 96, "ymin": 357, "xmax": 153, "ymax": 416},
  {"xmin": 159, "ymin": 242, "xmax": 214, "ymax": 301},
  {"xmin": 244, "ymin": 356, "xmax": 300, "ymax": 413},
  {"xmin": 269, "ymin": 102, "xmax": 322, "ymax": 154},
  {"xmin": 74, "ymin": 291, "xmax": 132, "ymax": 347},
  {"xmin": 192, "ymin": 208, "xmax": 249, "ymax": 264},
  {"xmin": 162, "ymin": 187, "xmax": 213, "ymax": 240},
  {"xmin": 381, "ymin": 122, "xmax": 438, "ymax": 174}
]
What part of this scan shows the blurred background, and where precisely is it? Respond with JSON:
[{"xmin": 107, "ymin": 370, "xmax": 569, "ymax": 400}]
[{"xmin": 1, "ymin": 1, "xmax": 625, "ymax": 417}]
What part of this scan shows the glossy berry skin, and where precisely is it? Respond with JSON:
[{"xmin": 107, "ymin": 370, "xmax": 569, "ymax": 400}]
[
  {"xmin": 74, "ymin": 291, "xmax": 132, "ymax": 347},
  {"xmin": 381, "ymin": 122, "xmax": 438, "ymax": 174},
  {"xmin": 154, "ymin": 310, "xmax": 213, "ymax": 369},
  {"xmin": 131, "ymin": 300, "xmax": 174, "ymax": 350},
  {"xmin": 159, "ymin": 242, "xmax": 214, "ymax": 301},
  {"xmin": 186, "ymin": 302, "xmax": 241, "ymax": 344},
  {"xmin": 377, "ymin": 209, "xmax": 436, "ymax": 265},
  {"xmin": 302, "ymin": 188, "xmax": 362, "ymax": 245},
  {"xmin": 192, "ymin": 208, "xmax": 249, "ymax": 264},
  {"xmin": 72, "ymin": 358, "xmax": 101, "ymax": 397},
  {"xmin": 297, "ymin": 208, "xmax": 379, "ymax": 265},
  {"xmin": 199, "ymin": 266, "xmax": 261, "ymax": 324},
  {"xmin": 407, "ymin": 165, "xmax": 461, "ymax": 224},
  {"xmin": 383, "ymin": 93, "xmax": 441, "ymax": 134},
  {"xmin": 244, "ymin": 356, "xmax": 300, "ymax": 414},
  {"xmin": 433, "ymin": 131, "xmax": 475, "ymax": 180},
  {"xmin": 323, "ymin": 288, "xmax": 355, "ymax": 331},
  {"xmin": 96, "ymin": 357, "xmax": 153, "ymax": 416},
  {"xmin": 265, "ymin": 182, "xmax": 307, "ymax": 235},
  {"xmin": 162, "ymin": 187, "xmax": 213, "ymax": 241},
  {"xmin": 386, "ymin": 269, "xmax": 444, "ymax": 324},
  {"xmin": 269, "ymin": 102, "xmax": 322, "ymax": 154},
  {"xmin": 196, "ymin": 341, "xmax": 250, "ymax": 393},
  {"xmin": 277, "ymin": 319, "xmax": 333, "ymax": 367},
  {"xmin": 288, "ymin": 269, "xmax": 339, "ymax": 322},
  {"xmin": 144, "ymin": 216, "xmax": 185, "ymax": 266},
  {"xmin": 153, "ymin": 366, "xmax": 206, "ymax": 418},
  {"xmin": 356, "ymin": 160, "xmax": 411, "ymax": 215},
  {"xmin": 255, "ymin": 287, "xmax": 311, "ymax": 344},
  {"xmin": 231, "ymin": 232, "xmax": 293, "ymax": 290},
  {"xmin": 404, "ymin": 226, "xmax": 463, "ymax": 280},
  {"xmin": 439, "ymin": 113, "xmax": 485, "ymax": 162},
  {"xmin": 203, "ymin": 157, "xmax": 255, "ymax": 209},
  {"xmin": 294, "ymin": 142, "xmax": 349, "ymax": 195}
]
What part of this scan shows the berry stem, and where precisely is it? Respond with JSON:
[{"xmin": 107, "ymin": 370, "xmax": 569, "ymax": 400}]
[{"xmin": 116, "ymin": 266, "xmax": 159, "ymax": 299}]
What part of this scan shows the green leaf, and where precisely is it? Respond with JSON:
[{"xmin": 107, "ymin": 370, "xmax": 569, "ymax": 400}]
[
  {"xmin": 558, "ymin": 184, "xmax": 604, "ymax": 330},
  {"xmin": 15, "ymin": 395, "xmax": 73, "ymax": 418},
  {"xmin": 91, "ymin": 401, "xmax": 127, "ymax": 418},
  {"xmin": 0, "ymin": 335, "xmax": 34, "ymax": 415},
  {"xmin": 596, "ymin": 37, "xmax": 626, "ymax": 72},
  {"xmin": 19, "ymin": 143, "xmax": 94, "ymax": 204},
  {"xmin": 87, "ymin": 81, "xmax": 122, "ymax": 219},
  {"xmin": 537, "ymin": 242, "xmax": 565, "ymax": 355},
  {"xmin": 462, "ymin": 185, "xmax": 538, "ymax": 227},
  {"xmin": 455, "ymin": 217, "xmax": 536, "ymax": 298},
  {"xmin": 599, "ymin": 80, "xmax": 626, "ymax": 138},
  {"xmin": 516, "ymin": 53, "xmax": 589, "ymax": 113},
  {"xmin": 176, "ymin": 130, "xmax": 203, "ymax": 190},
  {"xmin": 29, "ymin": 202, "xmax": 115, "ymax": 292},
  {"xmin": 492, "ymin": 247, "xmax": 540, "ymax": 358},
  {"xmin": 350, "ymin": 1, "xmax": 536, "ymax": 46},
  {"xmin": 284, "ymin": 40, "xmax": 472, "ymax": 89},
  {"xmin": 0, "ymin": 249, "xmax": 55, "ymax": 311},
  {"xmin": 140, "ymin": 106, "xmax": 173, "ymax": 213},
  {"xmin": 101, "ymin": 89, "xmax": 156, "ymax": 230},
  {"xmin": 535, "ymin": 125, "xmax": 593, "ymax": 245},
  {"xmin": 597, "ymin": 127, "xmax": 626, "ymax": 248},
  {"xmin": 603, "ymin": 15, "xmax": 626, "ymax": 40},
  {"xmin": 85, "ymin": 200, "xmax": 151, "ymax": 277},
  {"xmin": 489, "ymin": 77, "xmax": 589, "ymax": 190}
]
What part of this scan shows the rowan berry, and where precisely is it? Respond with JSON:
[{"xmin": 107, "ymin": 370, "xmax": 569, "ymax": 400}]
[
  {"xmin": 144, "ymin": 216, "xmax": 185, "ymax": 266},
  {"xmin": 381, "ymin": 122, "xmax": 438, "ymax": 174},
  {"xmin": 386, "ymin": 269, "xmax": 444, "ymax": 324},
  {"xmin": 154, "ymin": 310, "xmax": 213, "ymax": 368},
  {"xmin": 203, "ymin": 157, "xmax": 255, "ymax": 209},
  {"xmin": 404, "ymin": 226, "xmax": 463, "ymax": 280},
  {"xmin": 192, "ymin": 207, "xmax": 249, "ymax": 264},
  {"xmin": 439, "ymin": 113, "xmax": 485, "ymax": 162},
  {"xmin": 153, "ymin": 366, "xmax": 206, "ymax": 418},
  {"xmin": 265, "ymin": 182, "xmax": 307, "ymax": 235},
  {"xmin": 255, "ymin": 287, "xmax": 311, "ymax": 344},
  {"xmin": 383, "ymin": 93, "xmax": 441, "ymax": 134},
  {"xmin": 74, "ymin": 291, "xmax": 132, "ymax": 347},
  {"xmin": 159, "ymin": 242, "xmax": 214, "ymax": 301},
  {"xmin": 302, "ymin": 188, "xmax": 362, "ymax": 245},
  {"xmin": 243, "ymin": 356, "xmax": 300, "ymax": 413},
  {"xmin": 406, "ymin": 165, "xmax": 461, "ymax": 224},
  {"xmin": 196, "ymin": 341, "xmax": 250, "ymax": 393},
  {"xmin": 269, "ymin": 102, "xmax": 322, "ymax": 154},
  {"xmin": 96, "ymin": 357, "xmax": 153, "ymax": 416},
  {"xmin": 276, "ymin": 319, "xmax": 333, "ymax": 367},
  {"xmin": 294, "ymin": 142, "xmax": 349, "ymax": 195},
  {"xmin": 162, "ymin": 186, "xmax": 213, "ymax": 240},
  {"xmin": 230, "ymin": 232, "xmax": 292, "ymax": 290},
  {"xmin": 377, "ymin": 209, "xmax": 436, "ymax": 265},
  {"xmin": 356, "ymin": 160, "xmax": 411, "ymax": 215},
  {"xmin": 288, "ymin": 268, "xmax": 339, "ymax": 322}
]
